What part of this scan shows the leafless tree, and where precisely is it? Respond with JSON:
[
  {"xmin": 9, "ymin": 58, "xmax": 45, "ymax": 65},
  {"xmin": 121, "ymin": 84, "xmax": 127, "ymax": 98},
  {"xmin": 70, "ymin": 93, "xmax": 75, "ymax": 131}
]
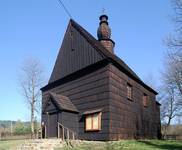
[
  {"xmin": 165, "ymin": 52, "xmax": 182, "ymax": 99},
  {"xmin": 159, "ymin": 71, "xmax": 181, "ymax": 137},
  {"xmin": 159, "ymin": 52, "xmax": 182, "ymax": 130},
  {"xmin": 18, "ymin": 58, "xmax": 45, "ymax": 138},
  {"xmin": 160, "ymin": 85, "xmax": 181, "ymax": 126},
  {"xmin": 165, "ymin": 0, "xmax": 182, "ymax": 95},
  {"xmin": 160, "ymin": 0, "xmax": 182, "ymax": 127},
  {"xmin": 166, "ymin": 0, "xmax": 182, "ymax": 52}
]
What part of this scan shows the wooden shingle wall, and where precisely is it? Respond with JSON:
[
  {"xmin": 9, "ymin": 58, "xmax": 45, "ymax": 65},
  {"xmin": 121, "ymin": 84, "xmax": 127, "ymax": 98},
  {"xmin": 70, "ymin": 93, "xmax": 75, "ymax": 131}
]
[
  {"xmin": 42, "ymin": 65, "xmax": 111, "ymax": 140},
  {"xmin": 49, "ymin": 23, "xmax": 104, "ymax": 83},
  {"xmin": 108, "ymin": 64, "xmax": 160, "ymax": 140}
]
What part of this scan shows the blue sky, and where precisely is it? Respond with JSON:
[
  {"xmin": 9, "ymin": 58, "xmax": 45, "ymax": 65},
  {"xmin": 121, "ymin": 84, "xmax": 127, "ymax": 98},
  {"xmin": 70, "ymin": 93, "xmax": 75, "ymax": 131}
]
[{"xmin": 0, "ymin": 0, "xmax": 173, "ymax": 121}]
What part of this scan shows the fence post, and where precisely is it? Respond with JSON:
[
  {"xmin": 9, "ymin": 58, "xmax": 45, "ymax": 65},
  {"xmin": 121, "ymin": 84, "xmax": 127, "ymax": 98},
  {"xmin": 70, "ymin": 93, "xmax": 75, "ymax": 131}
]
[
  {"xmin": 45, "ymin": 125, "xmax": 47, "ymax": 139},
  {"xmin": 72, "ymin": 132, "xmax": 75, "ymax": 140},
  {"xmin": 57, "ymin": 123, "xmax": 59, "ymax": 138},
  {"xmin": 67, "ymin": 130, "xmax": 69, "ymax": 140},
  {"xmin": 62, "ymin": 127, "xmax": 64, "ymax": 141}
]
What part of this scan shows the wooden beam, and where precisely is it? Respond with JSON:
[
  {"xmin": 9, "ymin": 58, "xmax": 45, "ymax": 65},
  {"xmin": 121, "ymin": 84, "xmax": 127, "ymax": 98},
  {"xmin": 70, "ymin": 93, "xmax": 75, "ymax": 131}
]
[
  {"xmin": 58, "ymin": 123, "xmax": 59, "ymax": 138},
  {"xmin": 63, "ymin": 127, "xmax": 64, "ymax": 141}
]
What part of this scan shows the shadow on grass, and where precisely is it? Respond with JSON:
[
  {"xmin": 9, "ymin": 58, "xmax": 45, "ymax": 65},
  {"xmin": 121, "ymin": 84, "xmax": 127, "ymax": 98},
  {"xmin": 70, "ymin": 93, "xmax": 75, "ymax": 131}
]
[{"xmin": 137, "ymin": 140, "xmax": 182, "ymax": 150}]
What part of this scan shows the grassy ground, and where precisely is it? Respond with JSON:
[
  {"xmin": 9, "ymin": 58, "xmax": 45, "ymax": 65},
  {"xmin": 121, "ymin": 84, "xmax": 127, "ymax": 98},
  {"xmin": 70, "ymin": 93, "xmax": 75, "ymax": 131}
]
[
  {"xmin": 0, "ymin": 140, "xmax": 181, "ymax": 150},
  {"xmin": 56, "ymin": 140, "xmax": 182, "ymax": 150},
  {"xmin": 0, "ymin": 140, "xmax": 25, "ymax": 150}
]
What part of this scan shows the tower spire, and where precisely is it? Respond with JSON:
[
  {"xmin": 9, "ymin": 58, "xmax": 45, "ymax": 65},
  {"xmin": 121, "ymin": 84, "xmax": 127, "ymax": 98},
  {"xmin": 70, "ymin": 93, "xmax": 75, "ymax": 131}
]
[{"xmin": 97, "ymin": 14, "xmax": 115, "ymax": 53}]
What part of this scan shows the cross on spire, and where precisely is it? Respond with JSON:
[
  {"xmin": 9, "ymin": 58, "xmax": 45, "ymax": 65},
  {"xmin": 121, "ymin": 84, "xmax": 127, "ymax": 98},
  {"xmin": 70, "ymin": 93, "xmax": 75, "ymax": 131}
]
[{"xmin": 102, "ymin": 8, "xmax": 106, "ymax": 15}]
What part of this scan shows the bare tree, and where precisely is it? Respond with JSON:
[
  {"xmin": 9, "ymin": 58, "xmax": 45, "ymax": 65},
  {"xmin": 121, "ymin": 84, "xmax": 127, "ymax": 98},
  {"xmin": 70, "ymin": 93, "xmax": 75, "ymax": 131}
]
[
  {"xmin": 166, "ymin": 0, "xmax": 182, "ymax": 52},
  {"xmin": 166, "ymin": 0, "xmax": 182, "ymax": 96},
  {"xmin": 160, "ymin": 85, "xmax": 181, "ymax": 125},
  {"xmin": 159, "ymin": 52, "xmax": 182, "ymax": 128},
  {"xmin": 160, "ymin": 0, "xmax": 182, "ymax": 127},
  {"xmin": 165, "ymin": 52, "xmax": 182, "ymax": 99},
  {"xmin": 159, "ymin": 83, "xmax": 182, "ymax": 137},
  {"xmin": 18, "ymin": 58, "xmax": 45, "ymax": 138}
]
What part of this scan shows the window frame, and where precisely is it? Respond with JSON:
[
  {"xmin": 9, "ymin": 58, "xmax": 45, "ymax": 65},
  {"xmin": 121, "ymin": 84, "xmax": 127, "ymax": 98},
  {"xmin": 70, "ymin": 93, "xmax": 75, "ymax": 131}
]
[
  {"xmin": 85, "ymin": 112, "xmax": 102, "ymax": 132},
  {"xmin": 127, "ymin": 83, "xmax": 133, "ymax": 101}
]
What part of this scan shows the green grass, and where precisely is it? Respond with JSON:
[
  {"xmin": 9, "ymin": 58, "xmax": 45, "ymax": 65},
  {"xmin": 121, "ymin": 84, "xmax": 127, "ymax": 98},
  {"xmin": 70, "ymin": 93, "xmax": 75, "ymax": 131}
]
[
  {"xmin": 0, "ymin": 139, "xmax": 25, "ymax": 150},
  {"xmin": 0, "ymin": 139, "xmax": 181, "ymax": 150},
  {"xmin": 56, "ymin": 140, "xmax": 182, "ymax": 150}
]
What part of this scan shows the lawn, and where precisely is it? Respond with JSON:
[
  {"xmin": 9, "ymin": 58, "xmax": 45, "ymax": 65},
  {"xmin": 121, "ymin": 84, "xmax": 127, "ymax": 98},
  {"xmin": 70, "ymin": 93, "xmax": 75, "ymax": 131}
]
[
  {"xmin": 0, "ymin": 139, "xmax": 25, "ymax": 150},
  {"xmin": 0, "ymin": 139, "xmax": 181, "ymax": 150},
  {"xmin": 56, "ymin": 140, "xmax": 182, "ymax": 150}
]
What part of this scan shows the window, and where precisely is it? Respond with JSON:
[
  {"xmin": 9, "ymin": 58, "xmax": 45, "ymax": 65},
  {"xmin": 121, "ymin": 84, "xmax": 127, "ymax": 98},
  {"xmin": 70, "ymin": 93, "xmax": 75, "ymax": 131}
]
[
  {"xmin": 70, "ymin": 30, "xmax": 75, "ymax": 51},
  {"xmin": 127, "ymin": 83, "xmax": 132, "ymax": 100},
  {"xmin": 143, "ymin": 93, "xmax": 148, "ymax": 107},
  {"xmin": 85, "ymin": 113, "xmax": 101, "ymax": 131},
  {"xmin": 70, "ymin": 30, "xmax": 73, "ymax": 38}
]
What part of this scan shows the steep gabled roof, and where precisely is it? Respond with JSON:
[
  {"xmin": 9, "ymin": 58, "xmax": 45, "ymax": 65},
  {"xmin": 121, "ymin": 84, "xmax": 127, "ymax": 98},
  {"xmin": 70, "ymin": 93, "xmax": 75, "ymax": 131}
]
[
  {"xmin": 42, "ymin": 19, "xmax": 157, "ymax": 95},
  {"xmin": 43, "ymin": 92, "xmax": 79, "ymax": 113}
]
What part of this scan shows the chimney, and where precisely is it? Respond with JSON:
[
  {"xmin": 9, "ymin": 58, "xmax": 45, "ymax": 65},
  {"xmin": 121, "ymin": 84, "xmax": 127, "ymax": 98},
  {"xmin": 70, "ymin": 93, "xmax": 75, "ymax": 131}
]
[{"xmin": 97, "ymin": 15, "xmax": 115, "ymax": 53}]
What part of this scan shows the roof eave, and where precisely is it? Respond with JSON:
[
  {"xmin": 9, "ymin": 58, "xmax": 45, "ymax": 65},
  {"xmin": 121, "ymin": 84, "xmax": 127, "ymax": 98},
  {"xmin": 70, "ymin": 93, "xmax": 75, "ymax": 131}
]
[{"xmin": 108, "ymin": 58, "xmax": 158, "ymax": 95}]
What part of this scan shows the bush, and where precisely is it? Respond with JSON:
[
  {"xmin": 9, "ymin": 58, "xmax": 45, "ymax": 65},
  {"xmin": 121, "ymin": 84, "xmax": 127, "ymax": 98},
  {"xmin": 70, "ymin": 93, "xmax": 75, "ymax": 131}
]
[{"xmin": 14, "ymin": 120, "xmax": 31, "ymax": 135}]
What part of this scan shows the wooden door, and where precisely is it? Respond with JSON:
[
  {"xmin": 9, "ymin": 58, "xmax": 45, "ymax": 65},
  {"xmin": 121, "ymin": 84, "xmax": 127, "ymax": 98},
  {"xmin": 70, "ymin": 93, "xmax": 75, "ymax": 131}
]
[
  {"xmin": 48, "ymin": 113, "xmax": 58, "ymax": 138},
  {"xmin": 42, "ymin": 125, "xmax": 46, "ymax": 138}
]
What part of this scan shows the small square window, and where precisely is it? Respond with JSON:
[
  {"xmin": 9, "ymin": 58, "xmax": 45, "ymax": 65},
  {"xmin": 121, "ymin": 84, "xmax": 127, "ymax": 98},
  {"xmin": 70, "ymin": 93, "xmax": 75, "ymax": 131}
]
[
  {"xmin": 85, "ymin": 112, "xmax": 101, "ymax": 131},
  {"xmin": 143, "ymin": 93, "xmax": 148, "ymax": 107},
  {"xmin": 127, "ymin": 83, "xmax": 132, "ymax": 100}
]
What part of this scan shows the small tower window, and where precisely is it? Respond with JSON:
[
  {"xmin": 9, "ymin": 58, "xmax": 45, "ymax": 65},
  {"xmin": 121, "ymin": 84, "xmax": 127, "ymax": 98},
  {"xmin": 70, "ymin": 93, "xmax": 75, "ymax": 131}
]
[
  {"xmin": 127, "ymin": 83, "xmax": 132, "ymax": 100},
  {"xmin": 143, "ymin": 93, "xmax": 148, "ymax": 107},
  {"xmin": 70, "ymin": 30, "xmax": 73, "ymax": 38},
  {"xmin": 70, "ymin": 30, "xmax": 74, "ymax": 51}
]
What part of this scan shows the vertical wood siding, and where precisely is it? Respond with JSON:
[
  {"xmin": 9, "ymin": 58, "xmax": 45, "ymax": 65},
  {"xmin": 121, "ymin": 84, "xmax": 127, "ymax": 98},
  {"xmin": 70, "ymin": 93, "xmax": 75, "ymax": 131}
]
[{"xmin": 49, "ymin": 23, "xmax": 104, "ymax": 83}]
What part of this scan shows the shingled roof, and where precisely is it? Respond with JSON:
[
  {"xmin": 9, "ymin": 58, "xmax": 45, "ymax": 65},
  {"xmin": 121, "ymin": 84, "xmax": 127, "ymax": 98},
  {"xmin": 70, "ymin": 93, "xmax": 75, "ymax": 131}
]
[{"xmin": 45, "ymin": 92, "xmax": 79, "ymax": 113}]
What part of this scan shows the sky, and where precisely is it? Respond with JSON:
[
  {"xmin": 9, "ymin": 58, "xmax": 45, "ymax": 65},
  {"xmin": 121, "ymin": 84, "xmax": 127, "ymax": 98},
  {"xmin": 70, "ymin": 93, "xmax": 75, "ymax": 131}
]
[{"xmin": 0, "ymin": 0, "xmax": 174, "ymax": 121}]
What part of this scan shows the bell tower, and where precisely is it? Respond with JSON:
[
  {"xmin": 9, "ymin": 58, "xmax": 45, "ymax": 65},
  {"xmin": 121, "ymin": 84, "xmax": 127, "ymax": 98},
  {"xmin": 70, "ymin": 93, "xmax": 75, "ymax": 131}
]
[{"xmin": 97, "ymin": 15, "xmax": 115, "ymax": 53}]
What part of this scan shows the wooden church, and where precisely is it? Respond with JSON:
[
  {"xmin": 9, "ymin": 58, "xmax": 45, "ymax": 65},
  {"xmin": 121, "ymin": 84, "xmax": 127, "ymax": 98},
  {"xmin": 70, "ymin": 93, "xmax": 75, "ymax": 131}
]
[{"xmin": 41, "ymin": 15, "xmax": 161, "ymax": 140}]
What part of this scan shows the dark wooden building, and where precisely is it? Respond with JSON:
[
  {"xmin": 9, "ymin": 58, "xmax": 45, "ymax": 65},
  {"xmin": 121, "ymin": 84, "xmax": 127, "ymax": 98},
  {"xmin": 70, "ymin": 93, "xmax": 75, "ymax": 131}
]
[{"xmin": 41, "ymin": 15, "xmax": 161, "ymax": 140}]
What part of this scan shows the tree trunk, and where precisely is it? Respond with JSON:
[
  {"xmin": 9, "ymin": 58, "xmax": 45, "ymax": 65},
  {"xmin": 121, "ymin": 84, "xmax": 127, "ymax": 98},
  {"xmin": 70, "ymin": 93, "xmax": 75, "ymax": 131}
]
[
  {"xmin": 163, "ymin": 125, "xmax": 168, "ymax": 139},
  {"xmin": 167, "ymin": 117, "xmax": 171, "ymax": 126},
  {"xmin": 31, "ymin": 103, "xmax": 35, "ymax": 139},
  {"xmin": 18, "ymin": 58, "xmax": 45, "ymax": 139}
]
